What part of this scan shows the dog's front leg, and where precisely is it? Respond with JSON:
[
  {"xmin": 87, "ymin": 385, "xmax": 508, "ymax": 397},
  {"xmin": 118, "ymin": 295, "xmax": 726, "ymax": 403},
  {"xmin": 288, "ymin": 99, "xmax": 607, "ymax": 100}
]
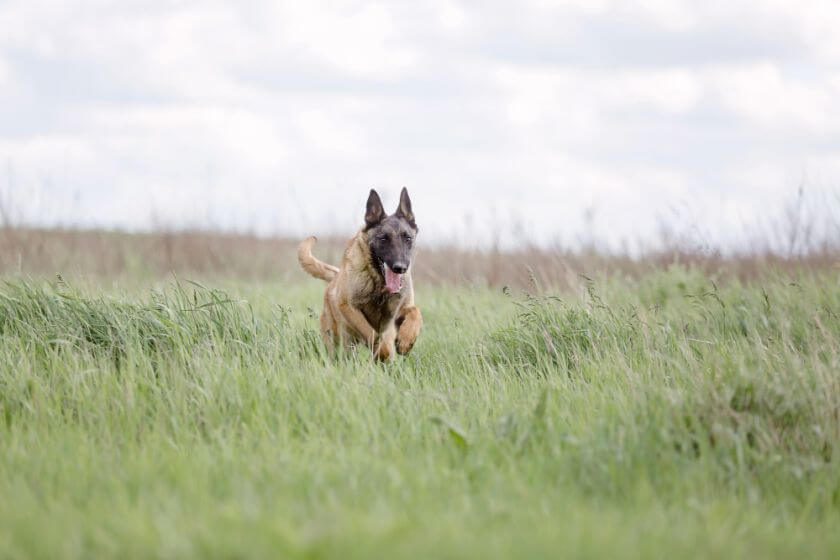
[
  {"xmin": 395, "ymin": 305, "xmax": 423, "ymax": 355},
  {"xmin": 375, "ymin": 328, "xmax": 396, "ymax": 362},
  {"xmin": 337, "ymin": 298, "xmax": 379, "ymax": 350}
]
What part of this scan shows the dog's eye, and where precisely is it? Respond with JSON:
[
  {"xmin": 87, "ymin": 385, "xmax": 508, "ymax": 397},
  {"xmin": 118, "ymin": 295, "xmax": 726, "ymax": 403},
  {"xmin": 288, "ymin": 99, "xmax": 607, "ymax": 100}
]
[
  {"xmin": 378, "ymin": 234, "xmax": 389, "ymax": 242},
  {"xmin": 401, "ymin": 232, "xmax": 413, "ymax": 243}
]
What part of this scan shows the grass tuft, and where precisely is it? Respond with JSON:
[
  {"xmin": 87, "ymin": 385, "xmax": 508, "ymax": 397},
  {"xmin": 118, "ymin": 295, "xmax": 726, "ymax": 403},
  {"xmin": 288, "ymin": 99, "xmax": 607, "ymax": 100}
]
[{"xmin": 0, "ymin": 279, "xmax": 260, "ymax": 364}]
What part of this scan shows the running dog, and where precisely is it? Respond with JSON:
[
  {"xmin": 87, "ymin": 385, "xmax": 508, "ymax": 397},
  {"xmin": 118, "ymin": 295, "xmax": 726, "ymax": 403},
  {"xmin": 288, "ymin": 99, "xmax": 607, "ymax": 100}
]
[{"xmin": 297, "ymin": 188, "xmax": 423, "ymax": 361}]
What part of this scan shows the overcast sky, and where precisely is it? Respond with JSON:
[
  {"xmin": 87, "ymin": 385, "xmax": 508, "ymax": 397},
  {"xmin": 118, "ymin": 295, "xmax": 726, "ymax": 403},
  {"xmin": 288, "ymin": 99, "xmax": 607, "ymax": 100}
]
[{"xmin": 1, "ymin": 0, "xmax": 839, "ymax": 250}]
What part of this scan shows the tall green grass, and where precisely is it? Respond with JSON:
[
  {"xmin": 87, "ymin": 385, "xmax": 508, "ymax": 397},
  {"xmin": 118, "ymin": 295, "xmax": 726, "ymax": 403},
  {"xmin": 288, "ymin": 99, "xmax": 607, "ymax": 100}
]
[
  {"xmin": 1, "ymin": 269, "xmax": 839, "ymax": 558},
  {"xmin": 484, "ymin": 271, "xmax": 840, "ymax": 504}
]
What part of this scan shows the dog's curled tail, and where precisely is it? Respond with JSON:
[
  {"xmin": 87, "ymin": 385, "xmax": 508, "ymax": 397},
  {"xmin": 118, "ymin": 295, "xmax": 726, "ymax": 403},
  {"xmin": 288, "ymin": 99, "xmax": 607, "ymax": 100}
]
[{"xmin": 298, "ymin": 236, "xmax": 339, "ymax": 282}]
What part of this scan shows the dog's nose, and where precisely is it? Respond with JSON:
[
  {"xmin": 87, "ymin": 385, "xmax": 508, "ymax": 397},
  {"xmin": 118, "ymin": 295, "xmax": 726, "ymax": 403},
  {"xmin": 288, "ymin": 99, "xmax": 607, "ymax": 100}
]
[{"xmin": 391, "ymin": 263, "xmax": 407, "ymax": 274}]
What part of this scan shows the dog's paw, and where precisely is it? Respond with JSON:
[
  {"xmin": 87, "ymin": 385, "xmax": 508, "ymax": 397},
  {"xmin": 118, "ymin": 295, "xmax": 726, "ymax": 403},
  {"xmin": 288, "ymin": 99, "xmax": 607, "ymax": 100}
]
[
  {"xmin": 373, "ymin": 331, "xmax": 396, "ymax": 362},
  {"xmin": 374, "ymin": 341, "xmax": 392, "ymax": 362},
  {"xmin": 396, "ymin": 306, "xmax": 422, "ymax": 355}
]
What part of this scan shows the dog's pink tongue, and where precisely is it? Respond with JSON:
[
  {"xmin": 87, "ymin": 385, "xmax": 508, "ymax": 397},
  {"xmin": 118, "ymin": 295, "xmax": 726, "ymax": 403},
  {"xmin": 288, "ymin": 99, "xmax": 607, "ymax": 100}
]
[{"xmin": 384, "ymin": 266, "xmax": 402, "ymax": 294}]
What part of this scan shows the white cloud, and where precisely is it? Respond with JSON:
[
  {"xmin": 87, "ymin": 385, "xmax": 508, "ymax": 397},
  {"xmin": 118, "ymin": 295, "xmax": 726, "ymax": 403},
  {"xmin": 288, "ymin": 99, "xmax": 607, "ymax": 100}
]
[
  {"xmin": 296, "ymin": 110, "xmax": 367, "ymax": 157},
  {"xmin": 87, "ymin": 105, "xmax": 289, "ymax": 168},
  {"xmin": 0, "ymin": 56, "xmax": 9, "ymax": 85},
  {"xmin": 437, "ymin": 0, "xmax": 466, "ymax": 31},
  {"xmin": 618, "ymin": 69, "xmax": 703, "ymax": 113},
  {"xmin": 710, "ymin": 62, "xmax": 836, "ymax": 133},
  {"xmin": 756, "ymin": 0, "xmax": 840, "ymax": 61},
  {"xmin": 635, "ymin": 0, "xmax": 699, "ymax": 31},
  {"xmin": 495, "ymin": 65, "xmax": 702, "ymax": 132},
  {"xmin": 0, "ymin": 135, "xmax": 95, "ymax": 167},
  {"xmin": 275, "ymin": 2, "xmax": 419, "ymax": 77}
]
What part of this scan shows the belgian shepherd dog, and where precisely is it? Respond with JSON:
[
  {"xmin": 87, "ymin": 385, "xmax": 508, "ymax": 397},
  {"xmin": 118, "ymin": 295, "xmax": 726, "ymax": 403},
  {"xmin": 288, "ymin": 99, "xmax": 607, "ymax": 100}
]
[{"xmin": 297, "ymin": 188, "xmax": 423, "ymax": 361}]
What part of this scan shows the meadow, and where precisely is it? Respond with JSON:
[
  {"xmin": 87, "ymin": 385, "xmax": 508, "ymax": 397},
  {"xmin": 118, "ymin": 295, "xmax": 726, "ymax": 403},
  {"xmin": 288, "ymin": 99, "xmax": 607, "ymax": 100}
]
[{"xmin": 1, "ymin": 229, "xmax": 840, "ymax": 558}]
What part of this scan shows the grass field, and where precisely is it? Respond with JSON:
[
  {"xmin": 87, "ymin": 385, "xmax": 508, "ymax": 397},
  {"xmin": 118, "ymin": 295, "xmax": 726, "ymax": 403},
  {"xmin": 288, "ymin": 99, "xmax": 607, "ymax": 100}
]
[{"xmin": 2, "ymin": 266, "xmax": 840, "ymax": 558}]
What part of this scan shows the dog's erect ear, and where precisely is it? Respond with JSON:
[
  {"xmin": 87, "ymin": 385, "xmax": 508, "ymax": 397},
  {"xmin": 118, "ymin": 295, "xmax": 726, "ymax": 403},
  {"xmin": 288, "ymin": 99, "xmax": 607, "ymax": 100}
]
[
  {"xmin": 395, "ymin": 187, "xmax": 416, "ymax": 228},
  {"xmin": 365, "ymin": 189, "xmax": 385, "ymax": 229}
]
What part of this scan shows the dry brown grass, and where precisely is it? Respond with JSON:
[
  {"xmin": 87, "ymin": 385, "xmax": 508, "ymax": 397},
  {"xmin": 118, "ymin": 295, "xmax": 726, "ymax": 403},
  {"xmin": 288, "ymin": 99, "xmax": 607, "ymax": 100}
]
[{"xmin": 2, "ymin": 225, "xmax": 838, "ymax": 288}]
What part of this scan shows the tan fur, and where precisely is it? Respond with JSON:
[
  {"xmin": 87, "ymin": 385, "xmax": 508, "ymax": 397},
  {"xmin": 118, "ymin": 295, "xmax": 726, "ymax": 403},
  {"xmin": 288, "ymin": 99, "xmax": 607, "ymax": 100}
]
[{"xmin": 298, "ymin": 233, "xmax": 423, "ymax": 361}]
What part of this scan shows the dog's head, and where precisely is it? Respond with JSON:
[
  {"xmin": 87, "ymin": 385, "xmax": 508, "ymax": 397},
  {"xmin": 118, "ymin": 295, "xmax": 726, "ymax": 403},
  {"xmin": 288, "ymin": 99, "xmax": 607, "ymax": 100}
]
[{"xmin": 364, "ymin": 187, "xmax": 418, "ymax": 294}]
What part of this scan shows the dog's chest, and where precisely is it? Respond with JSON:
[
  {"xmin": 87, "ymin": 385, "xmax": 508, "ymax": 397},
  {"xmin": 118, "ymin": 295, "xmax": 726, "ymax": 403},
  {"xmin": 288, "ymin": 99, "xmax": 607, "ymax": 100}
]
[{"xmin": 355, "ymin": 291, "xmax": 401, "ymax": 332}]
